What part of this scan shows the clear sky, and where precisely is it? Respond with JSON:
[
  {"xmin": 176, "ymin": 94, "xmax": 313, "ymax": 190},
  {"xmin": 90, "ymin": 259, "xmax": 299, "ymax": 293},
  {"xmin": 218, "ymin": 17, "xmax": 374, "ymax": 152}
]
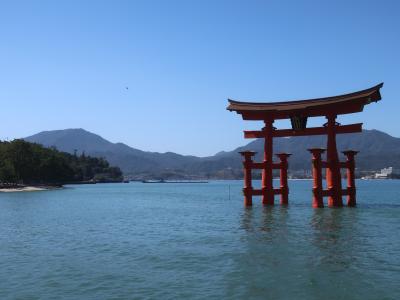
[{"xmin": 0, "ymin": 0, "xmax": 399, "ymax": 156}]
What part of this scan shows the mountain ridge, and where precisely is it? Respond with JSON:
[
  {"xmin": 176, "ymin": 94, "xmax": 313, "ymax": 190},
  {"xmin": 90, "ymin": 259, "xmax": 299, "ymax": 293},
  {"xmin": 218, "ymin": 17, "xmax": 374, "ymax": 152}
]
[{"xmin": 24, "ymin": 128, "xmax": 400, "ymax": 178}]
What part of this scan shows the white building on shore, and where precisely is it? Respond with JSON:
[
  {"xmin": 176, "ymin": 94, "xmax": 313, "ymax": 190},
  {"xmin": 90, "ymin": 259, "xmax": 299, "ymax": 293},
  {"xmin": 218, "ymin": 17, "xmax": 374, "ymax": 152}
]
[{"xmin": 374, "ymin": 167, "xmax": 400, "ymax": 179}]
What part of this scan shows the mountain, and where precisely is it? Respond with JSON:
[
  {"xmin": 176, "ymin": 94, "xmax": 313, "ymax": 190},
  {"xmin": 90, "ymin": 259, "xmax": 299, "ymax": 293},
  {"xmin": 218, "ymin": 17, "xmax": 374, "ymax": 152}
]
[
  {"xmin": 24, "ymin": 128, "xmax": 400, "ymax": 178},
  {"xmin": 24, "ymin": 129, "xmax": 202, "ymax": 178}
]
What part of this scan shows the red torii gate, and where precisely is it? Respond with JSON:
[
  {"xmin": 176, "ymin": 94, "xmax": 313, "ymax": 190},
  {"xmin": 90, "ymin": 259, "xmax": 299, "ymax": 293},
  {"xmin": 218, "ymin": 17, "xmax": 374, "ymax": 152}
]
[{"xmin": 227, "ymin": 83, "xmax": 383, "ymax": 208}]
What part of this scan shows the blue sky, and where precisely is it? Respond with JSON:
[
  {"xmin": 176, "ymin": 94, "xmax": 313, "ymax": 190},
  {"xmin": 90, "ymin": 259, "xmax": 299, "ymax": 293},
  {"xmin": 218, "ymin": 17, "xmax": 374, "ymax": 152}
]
[{"xmin": 0, "ymin": 0, "xmax": 399, "ymax": 156}]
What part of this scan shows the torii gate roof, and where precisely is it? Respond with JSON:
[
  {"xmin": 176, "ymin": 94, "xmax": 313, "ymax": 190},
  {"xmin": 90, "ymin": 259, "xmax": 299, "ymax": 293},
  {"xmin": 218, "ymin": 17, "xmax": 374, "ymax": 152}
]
[{"xmin": 227, "ymin": 83, "xmax": 383, "ymax": 120}]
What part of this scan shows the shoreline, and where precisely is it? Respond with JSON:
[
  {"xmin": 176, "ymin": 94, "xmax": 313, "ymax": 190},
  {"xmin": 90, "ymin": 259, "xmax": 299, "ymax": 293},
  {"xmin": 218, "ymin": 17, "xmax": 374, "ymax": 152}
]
[{"xmin": 0, "ymin": 185, "xmax": 63, "ymax": 193}]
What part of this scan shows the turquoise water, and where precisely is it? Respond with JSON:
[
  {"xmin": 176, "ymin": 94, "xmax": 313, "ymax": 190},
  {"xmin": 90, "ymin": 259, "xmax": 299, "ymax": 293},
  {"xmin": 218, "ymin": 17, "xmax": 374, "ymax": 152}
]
[{"xmin": 0, "ymin": 180, "xmax": 399, "ymax": 299}]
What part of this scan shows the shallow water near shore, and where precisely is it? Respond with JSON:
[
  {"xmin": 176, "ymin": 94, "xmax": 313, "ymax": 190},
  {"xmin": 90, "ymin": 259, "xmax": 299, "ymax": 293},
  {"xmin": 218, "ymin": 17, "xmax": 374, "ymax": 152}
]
[{"xmin": 0, "ymin": 180, "xmax": 399, "ymax": 299}]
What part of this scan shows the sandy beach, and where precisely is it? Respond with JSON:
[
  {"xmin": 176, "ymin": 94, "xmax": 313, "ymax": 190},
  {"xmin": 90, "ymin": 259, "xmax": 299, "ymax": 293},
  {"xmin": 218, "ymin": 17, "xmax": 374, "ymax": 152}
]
[{"xmin": 0, "ymin": 186, "xmax": 59, "ymax": 193}]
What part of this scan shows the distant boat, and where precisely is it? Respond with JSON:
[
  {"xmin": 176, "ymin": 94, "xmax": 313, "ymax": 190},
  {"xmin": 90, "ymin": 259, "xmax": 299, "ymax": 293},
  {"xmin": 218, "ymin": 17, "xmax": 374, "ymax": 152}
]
[
  {"xmin": 141, "ymin": 179, "xmax": 208, "ymax": 184},
  {"xmin": 164, "ymin": 180, "xmax": 208, "ymax": 183},
  {"xmin": 142, "ymin": 179, "xmax": 165, "ymax": 183}
]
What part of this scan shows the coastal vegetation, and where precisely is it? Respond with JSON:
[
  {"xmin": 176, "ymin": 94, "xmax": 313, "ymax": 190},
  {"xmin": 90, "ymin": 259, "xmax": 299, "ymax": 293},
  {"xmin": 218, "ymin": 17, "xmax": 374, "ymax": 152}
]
[{"xmin": 0, "ymin": 139, "xmax": 122, "ymax": 185}]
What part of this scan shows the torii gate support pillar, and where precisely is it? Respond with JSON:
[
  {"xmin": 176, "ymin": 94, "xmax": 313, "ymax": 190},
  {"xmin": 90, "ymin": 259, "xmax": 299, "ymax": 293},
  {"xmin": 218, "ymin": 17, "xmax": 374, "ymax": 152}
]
[
  {"xmin": 308, "ymin": 148, "xmax": 325, "ymax": 208},
  {"xmin": 276, "ymin": 153, "xmax": 291, "ymax": 205},
  {"xmin": 343, "ymin": 150, "xmax": 358, "ymax": 207},
  {"xmin": 240, "ymin": 151, "xmax": 256, "ymax": 206}
]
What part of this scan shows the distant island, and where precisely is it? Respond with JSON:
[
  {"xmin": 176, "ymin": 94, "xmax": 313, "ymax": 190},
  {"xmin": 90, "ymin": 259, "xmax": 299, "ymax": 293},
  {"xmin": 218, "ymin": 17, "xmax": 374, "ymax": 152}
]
[
  {"xmin": 23, "ymin": 128, "xmax": 400, "ymax": 180},
  {"xmin": 2, "ymin": 129, "xmax": 400, "ymax": 186},
  {"xmin": 0, "ymin": 139, "xmax": 123, "ymax": 191}
]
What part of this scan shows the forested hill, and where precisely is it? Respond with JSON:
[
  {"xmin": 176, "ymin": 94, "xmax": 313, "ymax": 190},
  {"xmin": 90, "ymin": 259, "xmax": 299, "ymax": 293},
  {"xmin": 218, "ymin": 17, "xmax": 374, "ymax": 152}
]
[{"xmin": 0, "ymin": 140, "xmax": 123, "ymax": 184}]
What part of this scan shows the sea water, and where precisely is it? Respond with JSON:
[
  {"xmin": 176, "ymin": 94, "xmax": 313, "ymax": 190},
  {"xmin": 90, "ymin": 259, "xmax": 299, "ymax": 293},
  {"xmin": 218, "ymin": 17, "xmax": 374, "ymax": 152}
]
[{"xmin": 0, "ymin": 180, "xmax": 399, "ymax": 299}]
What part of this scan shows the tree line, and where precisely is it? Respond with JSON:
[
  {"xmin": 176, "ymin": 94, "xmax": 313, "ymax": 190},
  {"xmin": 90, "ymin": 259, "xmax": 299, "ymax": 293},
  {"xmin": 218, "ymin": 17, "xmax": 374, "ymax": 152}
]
[{"xmin": 0, "ymin": 139, "xmax": 122, "ymax": 184}]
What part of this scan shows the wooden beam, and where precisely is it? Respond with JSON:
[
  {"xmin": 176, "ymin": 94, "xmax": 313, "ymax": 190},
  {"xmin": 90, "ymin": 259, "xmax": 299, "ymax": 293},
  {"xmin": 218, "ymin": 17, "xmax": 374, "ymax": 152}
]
[
  {"xmin": 272, "ymin": 163, "xmax": 282, "ymax": 169},
  {"xmin": 244, "ymin": 130, "xmax": 265, "ymax": 139},
  {"xmin": 244, "ymin": 123, "xmax": 362, "ymax": 139},
  {"xmin": 248, "ymin": 162, "xmax": 281, "ymax": 169},
  {"xmin": 250, "ymin": 162, "xmax": 264, "ymax": 169},
  {"xmin": 252, "ymin": 189, "xmax": 263, "ymax": 196},
  {"xmin": 322, "ymin": 189, "xmax": 332, "ymax": 197}
]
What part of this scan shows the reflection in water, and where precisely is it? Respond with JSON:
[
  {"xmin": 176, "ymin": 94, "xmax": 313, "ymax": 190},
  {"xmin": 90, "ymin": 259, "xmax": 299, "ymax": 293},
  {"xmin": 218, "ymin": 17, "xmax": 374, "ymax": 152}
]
[
  {"xmin": 260, "ymin": 206, "xmax": 289, "ymax": 238},
  {"xmin": 310, "ymin": 208, "xmax": 359, "ymax": 269},
  {"xmin": 240, "ymin": 207, "xmax": 254, "ymax": 232},
  {"xmin": 226, "ymin": 195, "xmax": 399, "ymax": 299},
  {"xmin": 230, "ymin": 205, "xmax": 293, "ymax": 298},
  {"xmin": 240, "ymin": 205, "xmax": 290, "ymax": 236},
  {"xmin": 260, "ymin": 206, "xmax": 275, "ymax": 233},
  {"xmin": 239, "ymin": 205, "xmax": 291, "ymax": 246}
]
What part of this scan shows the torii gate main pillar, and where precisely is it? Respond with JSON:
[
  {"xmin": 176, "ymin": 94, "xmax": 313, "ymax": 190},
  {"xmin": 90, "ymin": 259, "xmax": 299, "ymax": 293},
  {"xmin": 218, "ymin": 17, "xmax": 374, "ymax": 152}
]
[
  {"xmin": 262, "ymin": 119, "xmax": 274, "ymax": 205},
  {"xmin": 326, "ymin": 115, "xmax": 343, "ymax": 207}
]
